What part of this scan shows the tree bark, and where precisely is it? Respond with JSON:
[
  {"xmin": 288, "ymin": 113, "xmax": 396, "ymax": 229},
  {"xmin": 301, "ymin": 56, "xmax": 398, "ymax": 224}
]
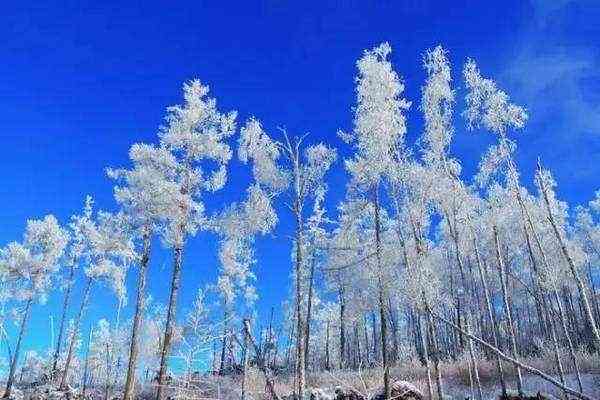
[
  {"xmin": 546, "ymin": 302, "xmax": 567, "ymax": 399},
  {"xmin": 373, "ymin": 188, "xmax": 390, "ymax": 400},
  {"xmin": 553, "ymin": 288, "xmax": 584, "ymax": 392},
  {"xmin": 304, "ymin": 250, "xmax": 316, "ymax": 373},
  {"xmin": 242, "ymin": 319, "xmax": 281, "ymax": 400},
  {"xmin": 419, "ymin": 314, "xmax": 433, "ymax": 400},
  {"xmin": 466, "ymin": 321, "xmax": 483, "ymax": 400},
  {"xmin": 339, "ymin": 285, "xmax": 346, "ymax": 369},
  {"xmin": 241, "ymin": 328, "xmax": 249, "ymax": 400},
  {"xmin": 493, "ymin": 226, "xmax": 524, "ymax": 395},
  {"xmin": 517, "ymin": 183, "xmax": 584, "ymax": 391},
  {"xmin": 123, "ymin": 233, "xmax": 151, "ymax": 400},
  {"xmin": 60, "ymin": 277, "xmax": 93, "ymax": 389},
  {"xmin": 325, "ymin": 319, "xmax": 330, "ymax": 371},
  {"xmin": 470, "ymin": 225, "xmax": 507, "ymax": 394},
  {"xmin": 82, "ymin": 327, "xmax": 93, "ymax": 398},
  {"xmin": 294, "ymin": 212, "xmax": 306, "ymax": 399},
  {"xmin": 425, "ymin": 304, "xmax": 444, "ymax": 400},
  {"xmin": 3, "ymin": 298, "xmax": 32, "ymax": 399},
  {"xmin": 52, "ymin": 265, "xmax": 75, "ymax": 378},
  {"xmin": 219, "ymin": 310, "xmax": 229, "ymax": 375},
  {"xmin": 155, "ymin": 246, "xmax": 184, "ymax": 400}
]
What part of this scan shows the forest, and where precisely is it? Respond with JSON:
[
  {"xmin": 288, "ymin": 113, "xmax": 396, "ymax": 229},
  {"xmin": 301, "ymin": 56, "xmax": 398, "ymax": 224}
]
[{"xmin": 1, "ymin": 43, "xmax": 599, "ymax": 400}]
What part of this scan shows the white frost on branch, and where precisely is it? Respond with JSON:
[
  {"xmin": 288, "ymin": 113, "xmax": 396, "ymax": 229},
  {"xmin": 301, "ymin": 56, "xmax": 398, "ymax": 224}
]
[
  {"xmin": 345, "ymin": 42, "xmax": 411, "ymax": 189},
  {"xmin": 158, "ymin": 79, "xmax": 237, "ymax": 249},
  {"xmin": 0, "ymin": 215, "xmax": 68, "ymax": 302}
]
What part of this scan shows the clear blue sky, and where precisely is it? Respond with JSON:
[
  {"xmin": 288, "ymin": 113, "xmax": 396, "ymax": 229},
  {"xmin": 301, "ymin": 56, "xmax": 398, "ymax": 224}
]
[{"xmin": 1, "ymin": 0, "xmax": 599, "ymax": 361}]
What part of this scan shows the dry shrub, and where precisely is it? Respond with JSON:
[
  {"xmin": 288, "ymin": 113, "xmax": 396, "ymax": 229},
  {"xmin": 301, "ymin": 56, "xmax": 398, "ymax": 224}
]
[
  {"xmin": 391, "ymin": 359, "xmax": 427, "ymax": 382},
  {"xmin": 308, "ymin": 367, "xmax": 381, "ymax": 393},
  {"xmin": 469, "ymin": 359, "xmax": 497, "ymax": 387},
  {"xmin": 574, "ymin": 349, "xmax": 600, "ymax": 373},
  {"xmin": 243, "ymin": 367, "xmax": 271, "ymax": 399}
]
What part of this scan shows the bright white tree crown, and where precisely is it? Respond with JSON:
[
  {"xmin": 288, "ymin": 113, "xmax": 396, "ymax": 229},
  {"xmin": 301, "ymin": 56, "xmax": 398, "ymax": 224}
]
[{"xmin": 158, "ymin": 79, "xmax": 238, "ymax": 248}]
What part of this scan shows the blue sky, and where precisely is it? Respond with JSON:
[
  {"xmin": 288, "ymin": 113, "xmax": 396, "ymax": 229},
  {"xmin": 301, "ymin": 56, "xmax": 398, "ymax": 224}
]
[{"xmin": 1, "ymin": 0, "xmax": 599, "ymax": 363}]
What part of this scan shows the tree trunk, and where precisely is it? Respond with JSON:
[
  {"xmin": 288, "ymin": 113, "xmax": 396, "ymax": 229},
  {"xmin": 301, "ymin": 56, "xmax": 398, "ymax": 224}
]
[
  {"xmin": 521, "ymin": 220, "xmax": 568, "ymax": 393},
  {"xmin": 219, "ymin": 310, "xmax": 229, "ymax": 375},
  {"xmin": 294, "ymin": 212, "xmax": 306, "ymax": 399},
  {"xmin": 493, "ymin": 226, "xmax": 524, "ymax": 395},
  {"xmin": 520, "ymin": 187, "xmax": 585, "ymax": 392},
  {"xmin": 241, "ymin": 328, "xmax": 249, "ymax": 400},
  {"xmin": 373, "ymin": 188, "xmax": 390, "ymax": 400},
  {"xmin": 52, "ymin": 265, "xmax": 75, "ymax": 378},
  {"xmin": 82, "ymin": 327, "xmax": 93, "ymax": 398},
  {"xmin": 587, "ymin": 262, "xmax": 600, "ymax": 326},
  {"xmin": 285, "ymin": 319, "xmax": 295, "ymax": 370},
  {"xmin": 239, "ymin": 319, "xmax": 281, "ymax": 400},
  {"xmin": 104, "ymin": 343, "xmax": 110, "ymax": 400},
  {"xmin": 3, "ymin": 298, "xmax": 32, "ymax": 399},
  {"xmin": 123, "ymin": 233, "xmax": 151, "ymax": 400},
  {"xmin": 538, "ymin": 163, "xmax": 600, "ymax": 348},
  {"xmin": 156, "ymin": 246, "xmax": 184, "ymax": 400},
  {"xmin": 466, "ymin": 321, "xmax": 483, "ymax": 400},
  {"xmin": 304, "ymin": 250, "xmax": 316, "ymax": 373},
  {"xmin": 546, "ymin": 300, "xmax": 568, "ymax": 399},
  {"xmin": 339, "ymin": 285, "xmax": 346, "ymax": 369},
  {"xmin": 470, "ymin": 225, "xmax": 507, "ymax": 394},
  {"xmin": 388, "ymin": 299, "xmax": 399, "ymax": 364},
  {"xmin": 363, "ymin": 315, "xmax": 370, "ymax": 366},
  {"xmin": 267, "ymin": 307, "xmax": 275, "ymax": 369},
  {"xmin": 325, "ymin": 319, "xmax": 330, "ymax": 371},
  {"xmin": 554, "ymin": 288, "xmax": 584, "ymax": 392},
  {"xmin": 425, "ymin": 305, "xmax": 444, "ymax": 400},
  {"xmin": 60, "ymin": 277, "xmax": 93, "ymax": 389},
  {"xmin": 419, "ymin": 314, "xmax": 433, "ymax": 400}
]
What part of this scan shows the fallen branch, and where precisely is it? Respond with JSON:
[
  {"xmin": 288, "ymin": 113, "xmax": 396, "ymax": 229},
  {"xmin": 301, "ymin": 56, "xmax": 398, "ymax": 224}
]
[
  {"xmin": 429, "ymin": 308, "xmax": 596, "ymax": 400},
  {"xmin": 232, "ymin": 319, "xmax": 281, "ymax": 400}
]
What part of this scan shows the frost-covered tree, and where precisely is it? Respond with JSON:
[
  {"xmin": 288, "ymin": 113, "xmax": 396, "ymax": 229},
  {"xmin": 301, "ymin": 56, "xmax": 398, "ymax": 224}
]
[
  {"xmin": 174, "ymin": 288, "xmax": 218, "ymax": 383},
  {"xmin": 239, "ymin": 117, "xmax": 336, "ymax": 398},
  {"xmin": 212, "ymin": 184, "xmax": 277, "ymax": 374},
  {"xmin": 535, "ymin": 164, "xmax": 600, "ymax": 348},
  {"xmin": 341, "ymin": 42, "xmax": 410, "ymax": 399},
  {"xmin": 108, "ymin": 143, "xmax": 181, "ymax": 400},
  {"xmin": 462, "ymin": 58, "xmax": 532, "ymax": 395},
  {"xmin": 0, "ymin": 215, "xmax": 68, "ymax": 398},
  {"xmin": 154, "ymin": 79, "xmax": 237, "ymax": 400},
  {"xmin": 60, "ymin": 198, "xmax": 135, "ymax": 389}
]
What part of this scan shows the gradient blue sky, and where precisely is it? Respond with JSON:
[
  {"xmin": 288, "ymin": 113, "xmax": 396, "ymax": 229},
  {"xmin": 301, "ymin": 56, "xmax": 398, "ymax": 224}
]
[{"xmin": 1, "ymin": 0, "xmax": 599, "ymax": 363}]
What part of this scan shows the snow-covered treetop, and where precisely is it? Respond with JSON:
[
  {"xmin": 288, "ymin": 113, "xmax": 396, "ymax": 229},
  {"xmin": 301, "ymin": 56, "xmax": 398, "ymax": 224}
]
[
  {"xmin": 463, "ymin": 59, "xmax": 528, "ymax": 187},
  {"xmin": 574, "ymin": 198, "xmax": 600, "ymax": 267},
  {"xmin": 158, "ymin": 79, "xmax": 237, "ymax": 248},
  {"xmin": 69, "ymin": 196, "xmax": 136, "ymax": 301},
  {"xmin": 239, "ymin": 117, "xmax": 289, "ymax": 193},
  {"xmin": 420, "ymin": 45, "xmax": 455, "ymax": 168},
  {"xmin": 23, "ymin": 215, "xmax": 69, "ymax": 273},
  {"xmin": 590, "ymin": 190, "xmax": 600, "ymax": 214},
  {"xmin": 344, "ymin": 42, "xmax": 411, "ymax": 189},
  {"xmin": 241, "ymin": 117, "xmax": 336, "ymax": 206},
  {"xmin": 160, "ymin": 80, "xmax": 237, "ymax": 168},
  {"xmin": 0, "ymin": 215, "xmax": 68, "ymax": 301},
  {"xmin": 463, "ymin": 59, "xmax": 528, "ymax": 136},
  {"xmin": 304, "ymin": 143, "xmax": 337, "ymax": 198},
  {"xmin": 107, "ymin": 143, "xmax": 181, "ymax": 237}
]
